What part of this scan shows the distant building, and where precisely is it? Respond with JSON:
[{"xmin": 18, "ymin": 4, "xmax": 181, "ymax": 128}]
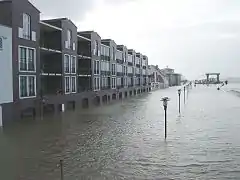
[
  {"xmin": 162, "ymin": 67, "xmax": 181, "ymax": 86},
  {"xmin": 148, "ymin": 65, "xmax": 169, "ymax": 90}
]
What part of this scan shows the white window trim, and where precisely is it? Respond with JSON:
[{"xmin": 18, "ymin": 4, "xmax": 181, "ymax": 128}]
[
  {"xmin": 65, "ymin": 76, "xmax": 71, "ymax": 94},
  {"xmin": 71, "ymin": 55, "xmax": 77, "ymax": 74},
  {"xmin": 18, "ymin": 45, "xmax": 36, "ymax": 73},
  {"xmin": 19, "ymin": 75, "xmax": 37, "ymax": 99},
  {"xmin": 64, "ymin": 54, "xmax": 71, "ymax": 74}
]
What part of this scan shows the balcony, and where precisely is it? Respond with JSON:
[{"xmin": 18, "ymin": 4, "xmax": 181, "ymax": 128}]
[
  {"xmin": 40, "ymin": 52, "xmax": 62, "ymax": 74},
  {"xmin": 77, "ymin": 37, "xmax": 92, "ymax": 58},
  {"xmin": 40, "ymin": 22, "xmax": 62, "ymax": 52},
  {"xmin": 78, "ymin": 77, "xmax": 92, "ymax": 92}
]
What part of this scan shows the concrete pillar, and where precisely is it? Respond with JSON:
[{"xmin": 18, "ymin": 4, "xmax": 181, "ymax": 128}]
[{"xmin": 0, "ymin": 105, "xmax": 2, "ymax": 127}]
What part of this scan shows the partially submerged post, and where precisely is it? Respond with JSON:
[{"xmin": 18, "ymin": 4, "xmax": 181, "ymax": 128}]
[
  {"xmin": 161, "ymin": 97, "xmax": 170, "ymax": 139},
  {"xmin": 60, "ymin": 159, "xmax": 64, "ymax": 180},
  {"xmin": 178, "ymin": 89, "xmax": 181, "ymax": 114},
  {"xmin": 183, "ymin": 86, "xmax": 186, "ymax": 104}
]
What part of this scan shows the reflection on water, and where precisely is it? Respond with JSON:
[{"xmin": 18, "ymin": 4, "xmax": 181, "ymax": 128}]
[{"xmin": 1, "ymin": 86, "xmax": 240, "ymax": 179}]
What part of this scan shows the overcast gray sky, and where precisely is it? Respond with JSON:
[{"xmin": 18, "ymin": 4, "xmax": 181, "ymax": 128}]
[{"xmin": 30, "ymin": 0, "xmax": 240, "ymax": 80}]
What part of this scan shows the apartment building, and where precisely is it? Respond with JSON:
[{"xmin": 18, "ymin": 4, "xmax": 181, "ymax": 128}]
[{"xmin": 0, "ymin": 0, "xmax": 150, "ymax": 126}]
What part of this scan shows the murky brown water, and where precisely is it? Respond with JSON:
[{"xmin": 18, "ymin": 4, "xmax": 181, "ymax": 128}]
[{"xmin": 1, "ymin": 85, "xmax": 240, "ymax": 179}]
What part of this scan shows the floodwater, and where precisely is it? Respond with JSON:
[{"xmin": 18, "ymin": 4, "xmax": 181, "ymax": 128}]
[{"xmin": 1, "ymin": 84, "xmax": 240, "ymax": 180}]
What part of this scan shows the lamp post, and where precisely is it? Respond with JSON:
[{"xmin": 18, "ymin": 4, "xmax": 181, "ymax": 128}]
[
  {"xmin": 184, "ymin": 86, "xmax": 186, "ymax": 104},
  {"xmin": 161, "ymin": 97, "xmax": 170, "ymax": 139},
  {"xmin": 60, "ymin": 159, "xmax": 64, "ymax": 180},
  {"xmin": 178, "ymin": 89, "xmax": 181, "ymax": 114}
]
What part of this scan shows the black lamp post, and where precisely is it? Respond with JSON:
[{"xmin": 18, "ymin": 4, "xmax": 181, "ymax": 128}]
[
  {"xmin": 178, "ymin": 89, "xmax": 181, "ymax": 114},
  {"xmin": 161, "ymin": 97, "xmax": 170, "ymax": 139},
  {"xmin": 183, "ymin": 86, "xmax": 186, "ymax": 104}
]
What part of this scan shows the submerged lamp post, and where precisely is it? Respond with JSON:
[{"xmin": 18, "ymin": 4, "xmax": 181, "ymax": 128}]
[
  {"xmin": 178, "ymin": 89, "xmax": 181, "ymax": 114},
  {"xmin": 183, "ymin": 86, "xmax": 186, "ymax": 104},
  {"xmin": 60, "ymin": 159, "xmax": 64, "ymax": 180},
  {"xmin": 161, "ymin": 97, "xmax": 170, "ymax": 139}
]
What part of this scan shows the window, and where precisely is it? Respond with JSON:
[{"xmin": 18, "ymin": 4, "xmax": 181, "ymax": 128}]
[
  {"xmin": 28, "ymin": 49, "xmax": 34, "ymax": 71},
  {"xmin": 94, "ymin": 77, "xmax": 100, "ymax": 91},
  {"xmin": 71, "ymin": 56, "xmax": 76, "ymax": 74},
  {"xmin": 112, "ymin": 47, "xmax": 116, "ymax": 60},
  {"xmin": 65, "ymin": 76, "xmax": 70, "ymax": 93},
  {"xmin": 112, "ymin": 63, "xmax": 116, "ymax": 75},
  {"xmin": 19, "ymin": 46, "xmax": 35, "ymax": 72},
  {"xmin": 67, "ymin": 29, "xmax": 72, "ymax": 49},
  {"xmin": 94, "ymin": 40, "xmax": 99, "ymax": 56},
  {"xmin": 112, "ymin": 77, "xmax": 116, "ymax": 89},
  {"xmin": 94, "ymin": 60, "xmax": 100, "ymax": 75},
  {"xmin": 71, "ymin": 76, "xmax": 76, "ymax": 93},
  {"xmin": 64, "ymin": 54, "xmax": 70, "ymax": 73},
  {"xmin": 19, "ymin": 75, "xmax": 36, "ymax": 98},
  {"xmin": 19, "ymin": 47, "xmax": 27, "ymax": 71},
  {"xmin": 23, "ymin": 13, "xmax": 31, "ymax": 40}
]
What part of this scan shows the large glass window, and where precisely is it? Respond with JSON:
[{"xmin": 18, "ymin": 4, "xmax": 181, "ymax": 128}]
[
  {"xmin": 71, "ymin": 56, "xmax": 76, "ymax": 74},
  {"xmin": 65, "ymin": 76, "xmax": 70, "ymax": 93},
  {"xmin": 23, "ymin": 13, "xmax": 31, "ymax": 40},
  {"xmin": 94, "ymin": 60, "xmax": 100, "ymax": 75},
  {"xmin": 19, "ymin": 47, "xmax": 27, "ymax": 71},
  {"xmin": 67, "ymin": 29, "xmax": 72, "ymax": 49},
  {"xmin": 19, "ymin": 75, "xmax": 36, "ymax": 98},
  {"xmin": 71, "ymin": 76, "xmax": 76, "ymax": 93},
  {"xmin": 112, "ymin": 63, "xmax": 116, "ymax": 75},
  {"xmin": 19, "ymin": 46, "xmax": 35, "ymax": 72},
  {"xmin": 112, "ymin": 77, "xmax": 116, "ymax": 89},
  {"xmin": 94, "ymin": 77, "xmax": 100, "ymax": 91},
  {"xmin": 28, "ymin": 49, "xmax": 34, "ymax": 71},
  {"xmin": 64, "ymin": 54, "xmax": 70, "ymax": 73}
]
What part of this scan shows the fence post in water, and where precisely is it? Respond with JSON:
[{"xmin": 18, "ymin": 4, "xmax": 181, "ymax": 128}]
[
  {"xmin": 60, "ymin": 159, "xmax": 64, "ymax": 180},
  {"xmin": 161, "ymin": 97, "xmax": 170, "ymax": 139},
  {"xmin": 178, "ymin": 89, "xmax": 181, "ymax": 114}
]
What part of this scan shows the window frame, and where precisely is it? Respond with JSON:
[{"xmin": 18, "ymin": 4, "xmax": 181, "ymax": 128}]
[
  {"xmin": 18, "ymin": 45, "xmax": 36, "ymax": 72},
  {"xmin": 19, "ymin": 75, "xmax": 36, "ymax": 99}
]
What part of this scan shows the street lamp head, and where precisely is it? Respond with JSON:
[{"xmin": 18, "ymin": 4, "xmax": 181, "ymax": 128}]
[
  {"xmin": 178, "ymin": 89, "xmax": 181, "ymax": 95},
  {"xmin": 161, "ymin": 97, "xmax": 170, "ymax": 107}
]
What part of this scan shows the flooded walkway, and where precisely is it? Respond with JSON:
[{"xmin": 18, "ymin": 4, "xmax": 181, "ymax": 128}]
[{"xmin": 1, "ymin": 86, "xmax": 240, "ymax": 179}]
